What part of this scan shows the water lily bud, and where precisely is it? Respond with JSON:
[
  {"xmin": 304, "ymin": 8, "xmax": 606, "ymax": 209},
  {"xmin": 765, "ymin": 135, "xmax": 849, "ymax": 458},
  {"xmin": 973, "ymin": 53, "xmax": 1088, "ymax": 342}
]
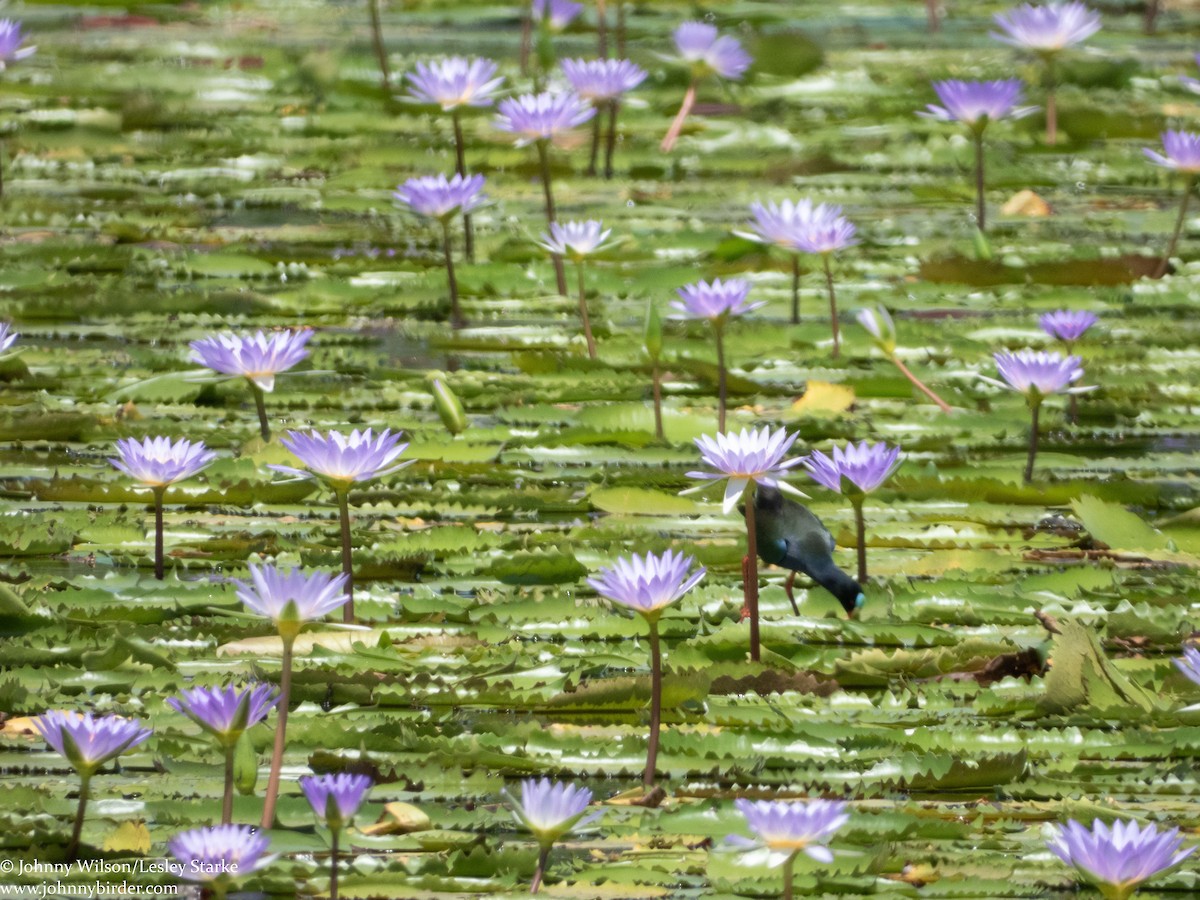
[
  {"xmin": 644, "ymin": 300, "xmax": 663, "ymax": 361},
  {"xmin": 427, "ymin": 372, "xmax": 468, "ymax": 436},
  {"xmin": 855, "ymin": 306, "xmax": 897, "ymax": 356}
]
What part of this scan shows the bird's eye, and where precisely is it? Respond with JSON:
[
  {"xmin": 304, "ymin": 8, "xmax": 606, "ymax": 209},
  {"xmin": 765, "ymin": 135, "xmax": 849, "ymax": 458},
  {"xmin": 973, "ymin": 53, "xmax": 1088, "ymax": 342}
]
[{"xmin": 854, "ymin": 593, "xmax": 865, "ymax": 609}]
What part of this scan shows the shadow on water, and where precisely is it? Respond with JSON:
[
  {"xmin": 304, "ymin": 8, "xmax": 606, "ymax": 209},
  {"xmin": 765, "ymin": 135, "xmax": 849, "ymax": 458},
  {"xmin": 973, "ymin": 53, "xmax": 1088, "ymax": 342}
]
[{"xmin": 920, "ymin": 253, "xmax": 1164, "ymax": 286}]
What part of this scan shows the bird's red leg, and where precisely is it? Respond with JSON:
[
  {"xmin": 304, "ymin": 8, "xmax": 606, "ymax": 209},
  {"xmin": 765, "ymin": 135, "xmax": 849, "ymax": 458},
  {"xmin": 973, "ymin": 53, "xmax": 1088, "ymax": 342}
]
[
  {"xmin": 740, "ymin": 555, "xmax": 751, "ymax": 621},
  {"xmin": 785, "ymin": 570, "xmax": 800, "ymax": 615}
]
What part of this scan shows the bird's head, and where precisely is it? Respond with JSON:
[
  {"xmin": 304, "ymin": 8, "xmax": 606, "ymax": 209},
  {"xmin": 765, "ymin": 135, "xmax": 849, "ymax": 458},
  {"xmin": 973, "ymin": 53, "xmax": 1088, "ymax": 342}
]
[{"xmin": 754, "ymin": 484, "xmax": 784, "ymax": 513}]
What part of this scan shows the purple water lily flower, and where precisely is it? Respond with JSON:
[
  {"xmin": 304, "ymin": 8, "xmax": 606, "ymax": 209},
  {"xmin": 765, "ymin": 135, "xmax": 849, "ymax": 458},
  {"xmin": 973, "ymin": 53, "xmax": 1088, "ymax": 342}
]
[
  {"xmin": 1040, "ymin": 310, "xmax": 1097, "ymax": 343},
  {"xmin": 791, "ymin": 204, "xmax": 858, "ymax": 256},
  {"xmin": 0, "ymin": 322, "xmax": 17, "ymax": 354},
  {"xmin": 273, "ymin": 428, "xmax": 411, "ymax": 488},
  {"xmin": 168, "ymin": 684, "xmax": 279, "ymax": 746},
  {"xmin": 1181, "ymin": 55, "xmax": 1200, "ymax": 96},
  {"xmin": 984, "ymin": 349, "xmax": 1093, "ymax": 399},
  {"xmin": 190, "ymin": 328, "xmax": 313, "ymax": 393},
  {"xmin": 234, "ymin": 563, "xmax": 350, "ymax": 633},
  {"xmin": 34, "ymin": 711, "xmax": 152, "ymax": 774},
  {"xmin": 168, "ymin": 825, "xmax": 276, "ymax": 885},
  {"xmin": 394, "ymin": 173, "xmax": 487, "ymax": 221},
  {"xmin": 537, "ymin": 219, "xmax": 613, "ymax": 259},
  {"xmin": 686, "ymin": 427, "xmax": 805, "ymax": 514},
  {"xmin": 406, "ymin": 57, "xmax": 504, "ymax": 110},
  {"xmin": 671, "ymin": 278, "xmax": 763, "ymax": 323},
  {"xmin": 507, "ymin": 777, "xmax": 602, "ymax": 893},
  {"xmin": 736, "ymin": 199, "xmax": 822, "ymax": 252},
  {"xmin": 984, "ymin": 350, "xmax": 1094, "ymax": 481},
  {"xmin": 300, "ymin": 772, "xmax": 374, "ymax": 831},
  {"xmin": 1048, "ymin": 818, "xmax": 1195, "ymax": 899},
  {"xmin": 1144, "ymin": 130, "xmax": 1200, "ymax": 174},
  {"xmin": 857, "ymin": 306, "xmax": 897, "ymax": 354},
  {"xmin": 805, "ymin": 441, "xmax": 903, "ymax": 497},
  {"xmin": 730, "ymin": 798, "xmax": 850, "ymax": 864},
  {"xmin": 921, "ymin": 79, "xmax": 1035, "ymax": 130},
  {"xmin": 992, "ymin": 2, "xmax": 1100, "ymax": 52},
  {"xmin": 0, "ymin": 19, "xmax": 35, "ymax": 69},
  {"xmin": 588, "ymin": 549, "xmax": 706, "ymax": 617},
  {"xmin": 673, "ymin": 21, "xmax": 752, "ymax": 80},
  {"xmin": 1176, "ymin": 645, "xmax": 1200, "ymax": 688},
  {"xmin": 495, "ymin": 91, "xmax": 596, "ymax": 146},
  {"xmin": 673, "ymin": 278, "xmax": 764, "ymax": 430},
  {"xmin": 507, "ymin": 777, "xmax": 601, "ymax": 845},
  {"xmin": 532, "ymin": 0, "xmax": 582, "ymax": 31},
  {"xmin": 561, "ymin": 58, "xmax": 647, "ymax": 101},
  {"xmin": 109, "ymin": 436, "xmax": 216, "ymax": 489}
]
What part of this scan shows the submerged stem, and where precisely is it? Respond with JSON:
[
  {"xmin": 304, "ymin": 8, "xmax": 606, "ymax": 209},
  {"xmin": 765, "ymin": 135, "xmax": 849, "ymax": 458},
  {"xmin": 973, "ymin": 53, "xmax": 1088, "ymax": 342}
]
[
  {"xmin": 743, "ymin": 491, "xmax": 761, "ymax": 663},
  {"xmin": 782, "ymin": 851, "xmax": 797, "ymax": 900},
  {"xmin": 1024, "ymin": 401, "xmax": 1042, "ymax": 484},
  {"xmin": 586, "ymin": 110, "xmax": 601, "ymax": 176},
  {"xmin": 336, "ymin": 489, "xmax": 355, "ymax": 623},
  {"xmin": 260, "ymin": 636, "xmax": 295, "ymax": 828},
  {"xmin": 644, "ymin": 618, "xmax": 663, "ymax": 789},
  {"xmin": 1044, "ymin": 55, "xmax": 1058, "ymax": 147},
  {"xmin": 1157, "ymin": 175, "xmax": 1193, "ymax": 279}
]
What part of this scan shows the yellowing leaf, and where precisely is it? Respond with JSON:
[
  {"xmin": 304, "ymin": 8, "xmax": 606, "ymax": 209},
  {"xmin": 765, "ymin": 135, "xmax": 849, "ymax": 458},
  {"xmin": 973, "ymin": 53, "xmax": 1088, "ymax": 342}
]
[
  {"xmin": 790, "ymin": 380, "xmax": 854, "ymax": 417},
  {"xmin": 103, "ymin": 821, "xmax": 150, "ymax": 854},
  {"xmin": 360, "ymin": 801, "xmax": 432, "ymax": 836}
]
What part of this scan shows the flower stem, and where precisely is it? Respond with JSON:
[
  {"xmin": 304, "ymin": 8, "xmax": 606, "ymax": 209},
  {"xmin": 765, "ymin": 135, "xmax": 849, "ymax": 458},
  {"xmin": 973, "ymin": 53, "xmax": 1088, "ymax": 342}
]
[
  {"xmin": 260, "ymin": 635, "xmax": 294, "ymax": 829},
  {"xmin": 1044, "ymin": 55, "xmax": 1058, "ymax": 147},
  {"xmin": 644, "ymin": 617, "xmax": 663, "ymax": 789},
  {"xmin": 926, "ymin": 0, "xmax": 939, "ymax": 32},
  {"xmin": 441, "ymin": 218, "xmax": 465, "ymax": 329},
  {"xmin": 66, "ymin": 772, "xmax": 91, "ymax": 861},
  {"xmin": 519, "ymin": 6, "xmax": 533, "ymax": 74},
  {"xmin": 576, "ymin": 261, "xmax": 597, "ymax": 358},
  {"xmin": 336, "ymin": 488, "xmax": 355, "ymax": 623},
  {"xmin": 535, "ymin": 139, "xmax": 568, "ymax": 296},
  {"xmin": 973, "ymin": 131, "xmax": 986, "ymax": 233},
  {"xmin": 604, "ymin": 100, "xmax": 620, "ymax": 180},
  {"xmin": 790, "ymin": 254, "xmax": 801, "ymax": 324},
  {"xmin": 330, "ymin": 826, "xmax": 341, "ymax": 900},
  {"xmin": 1024, "ymin": 401, "xmax": 1041, "ymax": 484},
  {"xmin": 714, "ymin": 322, "xmax": 728, "ymax": 433},
  {"xmin": 451, "ymin": 110, "xmax": 475, "ymax": 263},
  {"xmin": 367, "ymin": 0, "xmax": 390, "ymax": 91},
  {"xmin": 1144, "ymin": 0, "xmax": 1160, "ymax": 34},
  {"xmin": 822, "ymin": 253, "xmax": 841, "ymax": 359},
  {"xmin": 743, "ymin": 491, "xmax": 761, "ymax": 663},
  {"xmin": 222, "ymin": 743, "xmax": 235, "ymax": 825},
  {"xmin": 530, "ymin": 843, "xmax": 552, "ymax": 894},
  {"xmin": 153, "ymin": 486, "xmax": 166, "ymax": 581},
  {"xmin": 651, "ymin": 365, "xmax": 665, "ymax": 440},
  {"xmin": 890, "ymin": 356, "xmax": 953, "ymax": 413},
  {"xmin": 616, "ymin": 0, "xmax": 627, "ymax": 56},
  {"xmin": 251, "ymin": 381, "xmax": 270, "ymax": 441},
  {"xmin": 1157, "ymin": 174, "xmax": 1193, "ymax": 279},
  {"xmin": 596, "ymin": 0, "xmax": 608, "ymax": 56},
  {"xmin": 0, "ymin": 138, "xmax": 6, "ymax": 200},
  {"xmin": 851, "ymin": 498, "xmax": 867, "ymax": 583},
  {"xmin": 586, "ymin": 109, "xmax": 601, "ymax": 176},
  {"xmin": 660, "ymin": 80, "xmax": 696, "ymax": 153},
  {"xmin": 782, "ymin": 851, "xmax": 797, "ymax": 900}
]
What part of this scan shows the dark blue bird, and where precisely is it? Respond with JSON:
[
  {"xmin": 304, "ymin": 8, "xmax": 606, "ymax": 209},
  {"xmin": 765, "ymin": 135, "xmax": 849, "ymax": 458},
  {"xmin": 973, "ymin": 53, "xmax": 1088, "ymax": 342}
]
[{"xmin": 752, "ymin": 485, "xmax": 864, "ymax": 617}]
